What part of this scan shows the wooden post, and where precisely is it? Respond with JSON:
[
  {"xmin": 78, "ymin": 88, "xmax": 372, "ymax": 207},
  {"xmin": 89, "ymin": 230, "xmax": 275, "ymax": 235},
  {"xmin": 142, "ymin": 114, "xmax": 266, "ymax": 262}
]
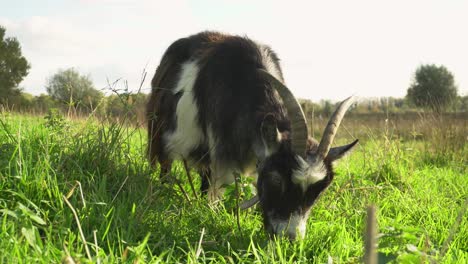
[{"xmin": 364, "ymin": 205, "xmax": 378, "ymax": 264}]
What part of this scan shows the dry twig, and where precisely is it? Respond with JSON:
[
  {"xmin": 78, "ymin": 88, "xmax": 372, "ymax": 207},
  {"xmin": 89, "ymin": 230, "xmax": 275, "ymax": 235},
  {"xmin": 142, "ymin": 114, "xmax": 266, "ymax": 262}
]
[
  {"xmin": 183, "ymin": 159, "xmax": 199, "ymax": 199},
  {"xmin": 62, "ymin": 195, "xmax": 92, "ymax": 260}
]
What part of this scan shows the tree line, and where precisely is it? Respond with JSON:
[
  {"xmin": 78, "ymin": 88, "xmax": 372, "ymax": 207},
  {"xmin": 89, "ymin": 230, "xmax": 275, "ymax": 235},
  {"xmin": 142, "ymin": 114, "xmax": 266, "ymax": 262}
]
[{"xmin": 1, "ymin": 25, "xmax": 466, "ymax": 122}]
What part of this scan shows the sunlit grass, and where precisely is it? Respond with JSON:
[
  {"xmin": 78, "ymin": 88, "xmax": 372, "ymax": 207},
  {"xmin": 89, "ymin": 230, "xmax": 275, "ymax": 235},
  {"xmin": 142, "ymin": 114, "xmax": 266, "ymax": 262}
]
[{"xmin": 0, "ymin": 111, "xmax": 466, "ymax": 263}]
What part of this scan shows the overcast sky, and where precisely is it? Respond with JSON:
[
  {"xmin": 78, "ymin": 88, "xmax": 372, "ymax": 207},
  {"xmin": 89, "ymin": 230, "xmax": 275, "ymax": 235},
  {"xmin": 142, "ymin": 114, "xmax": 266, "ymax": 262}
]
[{"xmin": 1, "ymin": 0, "xmax": 467, "ymax": 101}]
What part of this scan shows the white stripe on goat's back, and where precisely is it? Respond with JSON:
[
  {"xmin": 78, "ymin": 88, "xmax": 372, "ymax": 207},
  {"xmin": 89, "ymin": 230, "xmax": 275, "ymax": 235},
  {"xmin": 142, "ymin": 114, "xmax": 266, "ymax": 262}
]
[
  {"xmin": 292, "ymin": 156, "xmax": 327, "ymax": 192},
  {"xmin": 164, "ymin": 60, "xmax": 204, "ymax": 159}
]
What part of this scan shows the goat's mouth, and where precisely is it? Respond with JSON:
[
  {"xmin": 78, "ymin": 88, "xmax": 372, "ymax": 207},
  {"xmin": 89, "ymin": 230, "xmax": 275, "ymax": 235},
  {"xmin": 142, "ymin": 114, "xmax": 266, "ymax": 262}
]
[
  {"xmin": 264, "ymin": 216, "xmax": 306, "ymax": 241},
  {"xmin": 265, "ymin": 226, "xmax": 298, "ymax": 242}
]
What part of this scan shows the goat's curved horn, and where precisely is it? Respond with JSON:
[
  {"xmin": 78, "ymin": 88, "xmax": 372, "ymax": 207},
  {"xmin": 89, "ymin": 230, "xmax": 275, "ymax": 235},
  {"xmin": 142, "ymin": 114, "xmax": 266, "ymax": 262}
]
[
  {"xmin": 317, "ymin": 96, "xmax": 355, "ymax": 159},
  {"xmin": 257, "ymin": 69, "xmax": 308, "ymax": 157},
  {"xmin": 240, "ymin": 195, "xmax": 259, "ymax": 210}
]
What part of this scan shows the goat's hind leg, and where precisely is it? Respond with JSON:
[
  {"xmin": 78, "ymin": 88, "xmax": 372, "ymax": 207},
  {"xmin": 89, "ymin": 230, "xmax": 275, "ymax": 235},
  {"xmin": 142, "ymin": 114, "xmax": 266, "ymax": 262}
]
[
  {"xmin": 159, "ymin": 158, "xmax": 173, "ymax": 183},
  {"xmin": 199, "ymin": 168, "xmax": 211, "ymax": 196}
]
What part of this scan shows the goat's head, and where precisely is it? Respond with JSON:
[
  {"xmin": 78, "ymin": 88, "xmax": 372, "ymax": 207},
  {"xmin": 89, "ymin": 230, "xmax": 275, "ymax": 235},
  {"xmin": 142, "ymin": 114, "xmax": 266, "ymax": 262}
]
[{"xmin": 242, "ymin": 70, "xmax": 358, "ymax": 241}]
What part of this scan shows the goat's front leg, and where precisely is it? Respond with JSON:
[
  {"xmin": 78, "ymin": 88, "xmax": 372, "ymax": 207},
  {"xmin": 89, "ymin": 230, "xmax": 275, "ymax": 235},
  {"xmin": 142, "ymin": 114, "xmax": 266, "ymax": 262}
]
[{"xmin": 207, "ymin": 161, "xmax": 235, "ymax": 203}]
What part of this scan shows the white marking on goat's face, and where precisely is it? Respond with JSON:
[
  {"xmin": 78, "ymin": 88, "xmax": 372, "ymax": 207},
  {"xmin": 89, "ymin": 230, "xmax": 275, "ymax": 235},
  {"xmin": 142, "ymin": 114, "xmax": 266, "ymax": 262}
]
[
  {"xmin": 257, "ymin": 149, "xmax": 333, "ymax": 241},
  {"xmin": 164, "ymin": 61, "xmax": 204, "ymax": 159},
  {"xmin": 292, "ymin": 156, "xmax": 327, "ymax": 192},
  {"xmin": 268, "ymin": 211, "xmax": 309, "ymax": 240}
]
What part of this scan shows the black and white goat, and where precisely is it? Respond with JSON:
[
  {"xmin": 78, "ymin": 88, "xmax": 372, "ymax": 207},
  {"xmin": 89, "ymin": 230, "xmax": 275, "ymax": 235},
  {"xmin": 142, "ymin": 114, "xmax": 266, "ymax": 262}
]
[{"xmin": 147, "ymin": 31, "xmax": 358, "ymax": 240}]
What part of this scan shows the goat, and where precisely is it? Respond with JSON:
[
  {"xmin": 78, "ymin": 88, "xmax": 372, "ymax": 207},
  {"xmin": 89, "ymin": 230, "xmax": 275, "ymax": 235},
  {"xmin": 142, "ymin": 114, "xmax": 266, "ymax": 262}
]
[{"xmin": 147, "ymin": 31, "xmax": 358, "ymax": 240}]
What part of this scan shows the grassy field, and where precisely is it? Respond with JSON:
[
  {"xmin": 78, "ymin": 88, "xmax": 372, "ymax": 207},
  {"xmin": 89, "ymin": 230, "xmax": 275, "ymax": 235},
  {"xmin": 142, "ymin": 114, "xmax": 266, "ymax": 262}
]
[{"xmin": 0, "ymin": 110, "xmax": 466, "ymax": 263}]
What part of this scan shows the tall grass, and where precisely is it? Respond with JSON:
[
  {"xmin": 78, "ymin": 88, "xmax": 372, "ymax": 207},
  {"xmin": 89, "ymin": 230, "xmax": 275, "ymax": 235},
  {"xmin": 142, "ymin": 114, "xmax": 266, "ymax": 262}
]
[{"xmin": 0, "ymin": 108, "xmax": 466, "ymax": 263}]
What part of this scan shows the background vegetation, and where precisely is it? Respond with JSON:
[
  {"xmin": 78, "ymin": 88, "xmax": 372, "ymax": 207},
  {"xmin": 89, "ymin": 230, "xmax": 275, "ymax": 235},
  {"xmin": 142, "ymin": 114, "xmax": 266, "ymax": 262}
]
[{"xmin": 0, "ymin": 108, "xmax": 466, "ymax": 263}]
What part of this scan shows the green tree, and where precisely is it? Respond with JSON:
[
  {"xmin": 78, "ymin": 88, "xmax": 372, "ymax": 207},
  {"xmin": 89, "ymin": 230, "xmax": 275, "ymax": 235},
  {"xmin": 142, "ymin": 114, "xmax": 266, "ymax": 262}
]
[
  {"xmin": 46, "ymin": 68, "xmax": 103, "ymax": 114},
  {"xmin": 406, "ymin": 64, "xmax": 458, "ymax": 113},
  {"xmin": 0, "ymin": 26, "xmax": 30, "ymax": 104},
  {"xmin": 321, "ymin": 100, "xmax": 333, "ymax": 116},
  {"xmin": 105, "ymin": 92, "xmax": 148, "ymax": 123},
  {"xmin": 457, "ymin": 95, "xmax": 468, "ymax": 112},
  {"xmin": 32, "ymin": 94, "xmax": 56, "ymax": 113}
]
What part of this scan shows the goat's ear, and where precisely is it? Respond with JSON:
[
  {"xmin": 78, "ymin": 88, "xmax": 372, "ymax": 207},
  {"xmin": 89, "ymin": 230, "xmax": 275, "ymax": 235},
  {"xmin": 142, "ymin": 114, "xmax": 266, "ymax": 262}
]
[
  {"xmin": 326, "ymin": 139, "xmax": 359, "ymax": 162},
  {"xmin": 260, "ymin": 115, "xmax": 281, "ymax": 153}
]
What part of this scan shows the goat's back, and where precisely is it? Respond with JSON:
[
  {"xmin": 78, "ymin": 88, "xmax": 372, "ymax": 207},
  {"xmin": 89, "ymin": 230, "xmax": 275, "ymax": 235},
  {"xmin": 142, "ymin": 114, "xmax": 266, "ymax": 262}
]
[{"xmin": 147, "ymin": 31, "xmax": 288, "ymax": 169}]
